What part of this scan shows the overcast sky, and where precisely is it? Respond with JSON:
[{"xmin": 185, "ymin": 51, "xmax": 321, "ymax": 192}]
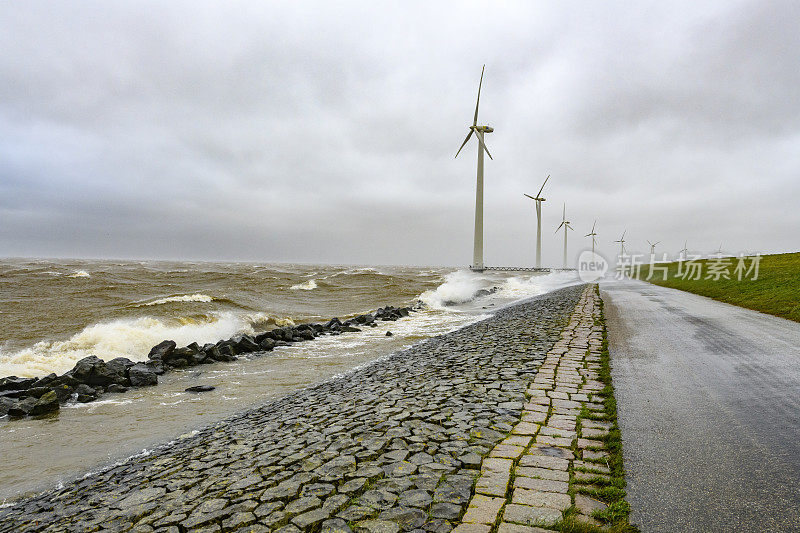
[{"xmin": 1, "ymin": 0, "xmax": 798, "ymax": 267}]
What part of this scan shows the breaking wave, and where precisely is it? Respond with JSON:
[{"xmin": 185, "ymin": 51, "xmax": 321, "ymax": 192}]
[
  {"xmin": 419, "ymin": 269, "xmax": 581, "ymax": 309},
  {"xmin": 138, "ymin": 294, "xmax": 214, "ymax": 306},
  {"xmin": 67, "ymin": 270, "xmax": 90, "ymax": 278},
  {"xmin": 0, "ymin": 312, "xmax": 293, "ymax": 378},
  {"xmin": 290, "ymin": 280, "xmax": 318, "ymax": 290}
]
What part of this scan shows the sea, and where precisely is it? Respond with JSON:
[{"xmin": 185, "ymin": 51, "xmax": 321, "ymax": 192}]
[{"xmin": 0, "ymin": 258, "xmax": 580, "ymax": 503}]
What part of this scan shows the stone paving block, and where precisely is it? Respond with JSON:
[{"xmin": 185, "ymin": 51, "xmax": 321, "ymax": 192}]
[
  {"xmin": 521, "ymin": 411, "xmax": 547, "ymax": 424},
  {"xmin": 452, "ymin": 524, "xmax": 492, "ymax": 533},
  {"xmin": 515, "ymin": 466, "xmax": 569, "ymax": 482},
  {"xmin": 510, "ymin": 488, "xmax": 571, "ymax": 510},
  {"xmin": 580, "ymin": 427, "xmax": 608, "ymax": 439},
  {"xmin": 573, "ymin": 470, "xmax": 611, "ymax": 483},
  {"xmin": 574, "ymin": 494, "xmax": 607, "ymax": 515},
  {"xmin": 526, "ymin": 444, "xmax": 574, "ymax": 459},
  {"xmin": 522, "ymin": 403, "xmax": 549, "ymax": 414},
  {"xmin": 518, "ymin": 455, "xmax": 569, "ymax": 471},
  {"xmin": 489, "ymin": 445, "xmax": 525, "ymax": 459},
  {"xmin": 573, "ymin": 460, "xmax": 610, "ymax": 474},
  {"xmin": 502, "ymin": 435, "xmax": 533, "ymax": 447},
  {"xmin": 582, "ymin": 450, "xmax": 610, "ymax": 461},
  {"xmin": 513, "ymin": 477, "xmax": 569, "ymax": 494},
  {"xmin": 461, "ymin": 494, "xmax": 505, "ymax": 525},
  {"xmin": 496, "ymin": 522, "xmax": 552, "ymax": 533},
  {"xmin": 502, "ymin": 504, "xmax": 562, "ymax": 527},
  {"xmin": 538, "ymin": 426, "xmax": 575, "ymax": 439},
  {"xmin": 576, "ymin": 438, "xmax": 604, "ymax": 449},
  {"xmin": 511, "ymin": 422, "xmax": 541, "ymax": 436},
  {"xmin": 535, "ymin": 435, "xmax": 572, "ymax": 448}
]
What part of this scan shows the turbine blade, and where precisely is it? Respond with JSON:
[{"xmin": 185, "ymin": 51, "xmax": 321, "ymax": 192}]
[
  {"xmin": 454, "ymin": 129, "xmax": 473, "ymax": 158},
  {"xmin": 475, "ymin": 133, "xmax": 493, "ymax": 160},
  {"xmin": 621, "ymin": 229, "xmax": 626, "ymax": 240},
  {"xmin": 591, "ymin": 219, "xmax": 596, "ymax": 233},
  {"xmin": 523, "ymin": 193, "xmax": 536, "ymax": 200},
  {"xmin": 473, "ymin": 65, "xmax": 484, "ymax": 127},
  {"xmin": 536, "ymin": 174, "xmax": 550, "ymax": 197},
  {"xmin": 555, "ymin": 222, "xmax": 565, "ymax": 233}
]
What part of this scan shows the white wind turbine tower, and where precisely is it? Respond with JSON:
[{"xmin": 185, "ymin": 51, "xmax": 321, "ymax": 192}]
[
  {"xmin": 614, "ymin": 230, "xmax": 627, "ymax": 259},
  {"xmin": 585, "ymin": 220, "xmax": 598, "ymax": 255},
  {"xmin": 555, "ymin": 203, "xmax": 573, "ymax": 268},
  {"xmin": 523, "ymin": 175, "xmax": 550, "ymax": 269},
  {"xmin": 647, "ymin": 240, "xmax": 660, "ymax": 261},
  {"xmin": 455, "ymin": 65, "xmax": 494, "ymax": 272},
  {"xmin": 679, "ymin": 241, "xmax": 689, "ymax": 262},
  {"xmin": 715, "ymin": 243, "xmax": 724, "ymax": 258}
]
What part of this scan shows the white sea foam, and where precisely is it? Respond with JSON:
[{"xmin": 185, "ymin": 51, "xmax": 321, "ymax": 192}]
[
  {"xmin": 67, "ymin": 270, "xmax": 90, "ymax": 278},
  {"xmin": 0, "ymin": 311, "xmax": 277, "ymax": 378},
  {"xmin": 290, "ymin": 279, "xmax": 317, "ymax": 290},
  {"xmin": 138, "ymin": 294, "xmax": 214, "ymax": 306}
]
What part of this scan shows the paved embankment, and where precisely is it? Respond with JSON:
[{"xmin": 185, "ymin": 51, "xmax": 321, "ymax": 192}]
[
  {"xmin": 602, "ymin": 279, "xmax": 800, "ymax": 532},
  {"xmin": 455, "ymin": 285, "xmax": 622, "ymax": 533},
  {"xmin": 1, "ymin": 285, "xmax": 587, "ymax": 533}
]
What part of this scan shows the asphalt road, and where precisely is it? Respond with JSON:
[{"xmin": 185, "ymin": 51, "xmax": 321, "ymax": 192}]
[{"xmin": 601, "ymin": 279, "xmax": 800, "ymax": 532}]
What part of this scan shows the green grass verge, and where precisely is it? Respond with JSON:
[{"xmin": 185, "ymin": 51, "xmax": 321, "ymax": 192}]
[{"xmin": 636, "ymin": 251, "xmax": 800, "ymax": 322}]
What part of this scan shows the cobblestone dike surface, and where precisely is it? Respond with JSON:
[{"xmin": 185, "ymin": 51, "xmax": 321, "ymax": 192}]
[{"xmin": 0, "ymin": 284, "xmax": 585, "ymax": 533}]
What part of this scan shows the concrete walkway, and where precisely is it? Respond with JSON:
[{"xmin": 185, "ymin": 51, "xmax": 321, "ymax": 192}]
[{"xmin": 602, "ymin": 279, "xmax": 800, "ymax": 532}]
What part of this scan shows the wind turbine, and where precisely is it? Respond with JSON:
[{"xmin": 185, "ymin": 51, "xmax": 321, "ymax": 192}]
[
  {"xmin": 715, "ymin": 243, "xmax": 724, "ymax": 258},
  {"xmin": 614, "ymin": 230, "xmax": 627, "ymax": 258},
  {"xmin": 455, "ymin": 65, "xmax": 493, "ymax": 272},
  {"xmin": 523, "ymin": 175, "xmax": 549, "ymax": 269},
  {"xmin": 679, "ymin": 241, "xmax": 689, "ymax": 261},
  {"xmin": 647, "ymin": 240, "xmax": 660, "ymax": 255},
  {"xmin": 585, "ymin": 220, "xmax": 598, "ymax": 255},
  {"xmin": 555, "ymin": 203, "xmax": 573, "ymax": 268}
]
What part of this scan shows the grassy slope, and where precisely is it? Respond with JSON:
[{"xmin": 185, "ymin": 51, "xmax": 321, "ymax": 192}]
[{"xmin": 637, "ymin": 252, "xmax": 800, "ymax": 323}]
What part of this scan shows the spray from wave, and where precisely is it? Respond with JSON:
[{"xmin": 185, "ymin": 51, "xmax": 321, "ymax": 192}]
[
  {"xmin": 67, "ymin": 270, "xmax": 90, "ymax": 278},
  {"xmin": 0, "ymin": 312, "xmax": 294, "ymax": 378},
  {"xmin": 290, "ymin": 280, "xmax": 318, "ymax": 291}
]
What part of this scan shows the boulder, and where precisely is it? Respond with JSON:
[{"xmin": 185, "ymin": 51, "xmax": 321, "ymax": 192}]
[
  {"xmin": 148, "ymin": 340, "xmax": 176, "ymax": 361},
  {"xmin": 75, "ymin": 384, "xmax": 98, "ymax": 403},
  {"xmin": 185, "ymin": 385, "xmax": 215, "ymax": 393},
  {"xmin": 324, "ymin": 318, "xmax": 342, "ymax": 330},
  {"xmin": 145, "ymin": 360, "xmax": 165, "ymax": 375},
  {"xmin": 213, "ymin": 345, "xmax": 237, "ymax": 362},
  {"xmin": 106, "ymin": 384, "xmax": 129, "ymax": 393},
  {"xmin": 0, "ymin": 397, "xmax": 15, "ymax": 417},
  {"xmin": 21, "ymin": 386, "xmax": 51, "ymax": 399},
  {"xmin": 87, "ymin": 360, "xmax": 128, "ymax": 387},
  {"xmin": 168, "ymin": 346, "xmax": 199, "ymax": 363},
  {"xmin": 69, "ymin": 355, "xmax": 104, "ymax": 382},
  {"xmin": 8, "ymin": 397, "xmax": 37, "ymax": 418},
  {"xmin": 32, "ymin": 373, "xmax": 58, "ymax": 388},
  {"xmin": 106, "ymin": 357, "xmax": 135, "ymax": 379},
  {"xmin": 128, "ymin": 364, "xmax": 158, "ymax": 387},
  {"xmin": 259, "ymin": 338, "xmax": 276, "ymax": 351},
  {"xmin": 340, "ymin": 326, "xmax": 362, "ymax": 333},
  {"xmin": 386, "ymin": 331, "xmax": 393, "ymax": 337},
  {"xmin": 0, "ymin": 376, "xmax": 36, "ymax": 392},
  {"xmin": 235, "ymin": 335, "xmax": 260, "ymax": 353},
  {"xmin": 294, "ymin": 328, "xmax": 315, "ymax": 341},
  {"xmin": 52, "ymin": 384, "xmax": 74, "ymax": 403},
  {"xmin": 31, "ymin": 390, "xmax": 59, "ymax": 416}
]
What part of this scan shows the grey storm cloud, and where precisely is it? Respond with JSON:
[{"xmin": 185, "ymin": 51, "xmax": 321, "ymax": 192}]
[{"xmin": 1, "ymin": 0, "xmax": 798, "ymax": 266}]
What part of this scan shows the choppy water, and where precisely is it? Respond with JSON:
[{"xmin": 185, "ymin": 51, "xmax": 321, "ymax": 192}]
[{"xmin": 0, "ymin": 258, "xmax": 579, "ymax": 502}]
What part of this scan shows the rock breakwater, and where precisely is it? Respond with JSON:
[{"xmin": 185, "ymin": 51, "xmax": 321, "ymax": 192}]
[
  {"xmin": 0, "ymin": 305, "xmax": 417, "ymax": 419},
  {"xmin": 0, "ymin": 285, "xmax": 585, "ymax": 532}
]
